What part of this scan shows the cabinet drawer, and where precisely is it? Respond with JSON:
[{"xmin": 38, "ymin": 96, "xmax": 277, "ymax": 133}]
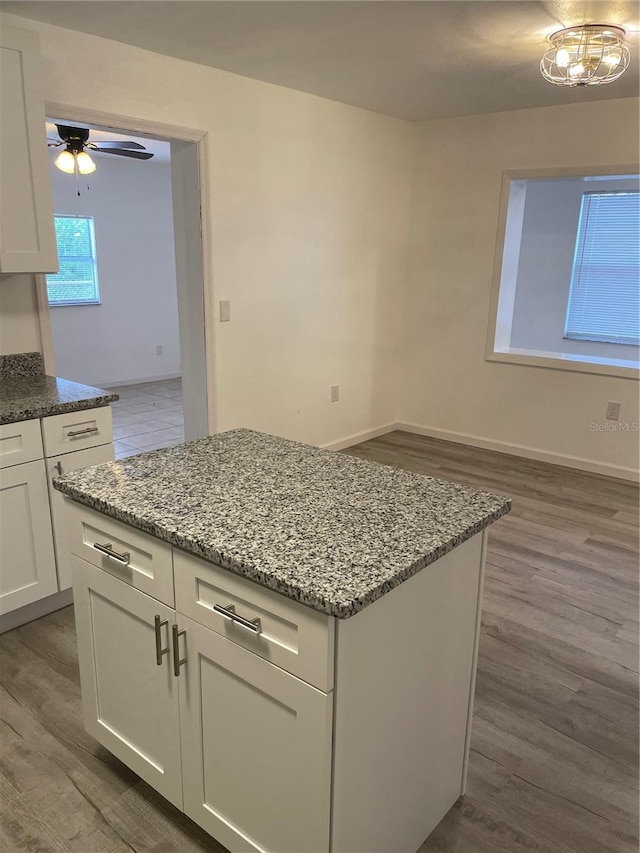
[
  {"xmin": 174, "ymin": 550, "xmax": 334, "ymax": 692},
  {"xmin": 67, "ymin": 502, "xmax": 174, "ymax": 606},
  {"xmin": 42, "ymin": 406, "xmax": 113, "ymax": 457},
  {"xmin": 0, "ymin": 419, "xmax": 43, "ymax": 469},
  {"xmin": 47, "ymin": 443, "xmax": 116, "ymax": 591}
]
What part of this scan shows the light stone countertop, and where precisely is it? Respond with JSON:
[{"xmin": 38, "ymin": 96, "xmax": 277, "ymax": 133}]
[
  {"xmin": 0, "ymin": 351, "xmax": 118, "ymax": 425},
  {"xmin": 0, "ymin": 374, "xmax": 118, "ymax": 425},
  {"xmin": 53, "ymin": 428, "xmax": 511, "ymax": 618}
]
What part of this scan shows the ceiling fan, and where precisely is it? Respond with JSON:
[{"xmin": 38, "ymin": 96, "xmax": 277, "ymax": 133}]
[{"xmin": 48, "ymin": 124, "xmax": 154, "ymax": 174}]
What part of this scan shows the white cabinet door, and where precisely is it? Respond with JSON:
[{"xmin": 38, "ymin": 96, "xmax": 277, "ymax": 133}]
[
  {"xmin": 179, "ymin": 614, "xmax": 332, "ymax": 853},
  {"xmin": 0, "ymin": 459, "xmax": 57, "ymax": 615},
  {"xmin": 46, "ymin": 444, "xmax": 115, "ymax": 591},
  {"xmin": 72, "ymin": 557, "xmax": 183, "ymax": 810},
  {"xmin": 0, "ymin": 24, "xmax": 58, "ymax": 273}
]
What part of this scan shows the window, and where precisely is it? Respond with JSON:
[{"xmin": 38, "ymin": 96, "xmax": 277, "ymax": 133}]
[
  {"xmin": 486, "ymin": 170, "xmax": 639, "ymax": 378},
  {"xmin": 565, "ymin": 191, "xmax": 639, "ymax": 346},
  {"xmin": 46, "ymin": 215, "xmax": 100, "ymax": 306}
]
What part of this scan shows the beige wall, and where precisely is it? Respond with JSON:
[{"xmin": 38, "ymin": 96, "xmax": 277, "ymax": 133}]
[
  {"xmin": 0, "ymin": 274, "xmax": 41, "ymax": 354},
  {"xmin": 402, "ymin": 98, "xmax": 639, "ymax": 476},
  {"xmin": 1, "ymin": 12, "xmax": 412, "ymax": 447}
]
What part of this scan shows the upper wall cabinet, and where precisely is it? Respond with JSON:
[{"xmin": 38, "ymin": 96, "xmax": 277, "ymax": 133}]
[{"xmin": 0, "ymin": 24, "xmax": 58, "ymax": 273}]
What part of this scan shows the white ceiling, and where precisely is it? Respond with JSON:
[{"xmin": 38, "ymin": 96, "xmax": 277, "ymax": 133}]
[{"xmin": 5, "ymin": 1, "xmax": 639, "ymax": 121}]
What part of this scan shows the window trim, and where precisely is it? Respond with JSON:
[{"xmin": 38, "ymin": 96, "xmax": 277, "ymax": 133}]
[
  {"xmin": 485, "ymin": 165, "xmax": 639, "ymax": 380},
  {"xmin": 46, "ymin": 214, "xmax": 101, "ymax": 307}
]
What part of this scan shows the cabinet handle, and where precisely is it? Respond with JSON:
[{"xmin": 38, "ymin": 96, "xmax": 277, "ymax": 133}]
[
  {"xmin": 54, "ymin": 461, "xmax": 63, "ymax": 476},
  {"xmin": 172, "ymin": 624, "xmax": 187, "ymax": 676},
  {"xmin": 67, "ymin": 426, "xmax": 99, "ymax": 438},
  {"xmin": 154, "ymin": 615, "xmax": 169, "ymax": 666},
  {"xmin": 92, "ymin": 542, "xmax": 131, "ymax": 565},
  {"xmin": 213, "ymin": 603, "xmax": 262, "ymax": 634}
]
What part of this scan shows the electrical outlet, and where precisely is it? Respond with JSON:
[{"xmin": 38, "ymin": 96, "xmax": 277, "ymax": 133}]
[
  {"xmin": 605, "ymin": 401, "xmax": 621, "ymax": 421},
  {"xmin": 330, "ymin": 385, "xmax": 339, "ymax": 403},
  {"xmin": 155, "ymin": 345, "xmax": 163, "ymax": 356},
  {"xmin": 219, "ymin": 300, "xmax": 231, "ymax": 322}
]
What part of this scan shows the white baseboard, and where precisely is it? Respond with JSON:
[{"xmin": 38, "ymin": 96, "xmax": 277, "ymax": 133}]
[
  {"xmin": 397, "ymin": 422, "xmax": 640, "ymax": 483},
  {"xmin": 95, "ymin": 372, "xmax": 182, "ymax": 389},
  {"xmin": 320, "ymin": 423, "xmax": 400, "ymax": 452}
]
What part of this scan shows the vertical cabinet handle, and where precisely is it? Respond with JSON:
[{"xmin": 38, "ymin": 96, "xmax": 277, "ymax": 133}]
[
  {"xmin": 154, "ymin": 615, "xmax": 169, "ymax": 666},
  {"xmin": 172, "ymin": 624, "xmax": 187, "ymax": 676},
  {"xmin": 54, "ymin": 461, "xmax": 63, "ymax": 476}
]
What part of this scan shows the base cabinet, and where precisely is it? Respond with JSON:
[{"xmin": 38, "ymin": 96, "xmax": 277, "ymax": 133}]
[
  {"xmin": 46, "ymin": 444, "xmax": 115, "ymax": 590},
  {"xmin": 68, "ymin": 501, "xmax": 487, "ymax": 853},
  {"xmin": 0, "ymin": 407, "xmax": 115, "ymax": 632},
  {"xmin": 72, "ymin": 559, "xmax": 183, "ymax": 808},
  {"xmin": 72, "ymin": 557, "xmax": 332, "ymax": 853},
  {"xmin": 180, "ymin": 615, "xmax": 331, "ymax": 853},
  {"xmin": 0, "ymin": 459, "xmax": 57, "ymax": 613}
]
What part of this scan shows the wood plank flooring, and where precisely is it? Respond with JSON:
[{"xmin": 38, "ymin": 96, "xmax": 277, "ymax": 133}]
[{"xmin": 0, "ymin": 430, "xmax": 637, "ymax": 852}]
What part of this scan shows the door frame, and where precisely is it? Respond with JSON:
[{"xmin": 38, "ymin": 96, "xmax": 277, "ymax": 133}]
[{"xmin": 38, "ymin": 101, "xmax": 217, "ymax": 435}]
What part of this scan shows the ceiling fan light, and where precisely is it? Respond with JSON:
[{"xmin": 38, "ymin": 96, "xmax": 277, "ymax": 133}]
[
  {"xmin": 76, "ymin": 151, "xmax": 96, "ymax": 175},
  {"xmin": 540, "ymin": 24, "xmax": 630, "ymax": 86},
  {"xmin": 54, "ymin": 148, "xmax": 76, "ymax": 174}
]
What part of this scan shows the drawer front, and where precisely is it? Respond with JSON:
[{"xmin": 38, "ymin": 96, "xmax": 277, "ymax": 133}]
[
  {"xmin": 67, "ymin": 502, "xmax": 174, "ymax": 606},
  {"xmin": 0, "ymin": 419, "xmax": 43, "ymax": 468},
  {"xmin": 47, "ymin": 443, "xmax": 116, "ymax": 591},
  {"xmin": 174, "ymin": 550, "xmax": 334, "ymax": 691},
  {"xmin": 42, "ymin": 406, "xmax": 113, "ymax": 457}
]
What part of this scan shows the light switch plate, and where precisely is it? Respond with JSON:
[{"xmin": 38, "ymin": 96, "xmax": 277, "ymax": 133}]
[{"xmin": 219, "ymin": 300, "xmax": 231, "ymax": 322}]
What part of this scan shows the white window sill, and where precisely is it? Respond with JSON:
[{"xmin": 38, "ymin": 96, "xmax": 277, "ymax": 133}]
[{"xmin": 487, "ymin": 347, "xmax": 639, "ymax": 379}]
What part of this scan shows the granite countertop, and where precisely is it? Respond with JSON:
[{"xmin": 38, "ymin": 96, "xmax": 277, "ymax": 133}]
[
  {"xmin": 0, "ymin": 352, "xmax": 118, "ymax": 425},
  {"xmin": 53, "ymin": 428, "xmax": 511, "ymax": 618}
]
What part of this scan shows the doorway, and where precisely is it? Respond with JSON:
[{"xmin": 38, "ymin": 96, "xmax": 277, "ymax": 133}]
[{"xmin": 38, "ymin": 108, "xmax": 212, "ymax": 458}]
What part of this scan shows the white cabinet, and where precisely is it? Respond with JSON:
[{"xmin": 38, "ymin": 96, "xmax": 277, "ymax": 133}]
[
  {"xmin": 46, "ymin": 444, "xmax": 115, "ymax": 590},
  {"xmin": 0, "ymin": 458, "xmax": 57, "ymax": 613},
  {"xmin": 0, "ymin": 407, "xmax": 115, "ymax": 632},
  {"xmin": 72, "ymin": 559, "xmax": 183, "ymax": 808},
  {"xmin": 71, "ymin": 557, "xmax": 332, "ymax": 853},
  {"xmin": 68, "ymin": 502, "xmax": 487, "ymax": 853},
  {"xmin": 0, "ymin": 24, "xmax": 58, "ymax": 273},
  {"xmin": 180, "ymin": 614, "xmax": 332, "ymax": 853}
]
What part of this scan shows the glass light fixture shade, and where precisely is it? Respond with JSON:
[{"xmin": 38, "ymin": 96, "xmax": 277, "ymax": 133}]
[
  {"xmin": 540, "ymin": 24, "xmax": 630, "ymax": 86},
  {"xmin": 75, "ymin": 150, "xmax": 96, "ymax": 174},
  {"xmin": 54, "ymin": 148, "xmax": 76, "ymax": 174}
]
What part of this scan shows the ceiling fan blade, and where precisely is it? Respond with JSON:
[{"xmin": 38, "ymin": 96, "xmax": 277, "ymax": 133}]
[
  {"xmin": 88, "ymin": 140, "xmax": 146, "ymax": 150},
  {"xmin": 92, "ymin": 147, "xmax": 154, "ymax": 160}
]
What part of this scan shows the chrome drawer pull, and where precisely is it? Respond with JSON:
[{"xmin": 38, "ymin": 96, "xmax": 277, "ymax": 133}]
[
  {"xmin": 213, "ymin": 603, "xmax": 262, "ymax": 634},
  {"xmin": 92, "ymin": 542, "xmax": 131, "ymax": 565},
  {"xmin": 172, "ymin": 624, "xmax": 187, "ymax": 676},
  {"xmin": 67, "ymin": 426, "xmax": 100, "ymax": 438},
  {"xmin": 154, "ymin": 615, "xmax": 169, "ymax": 666}
]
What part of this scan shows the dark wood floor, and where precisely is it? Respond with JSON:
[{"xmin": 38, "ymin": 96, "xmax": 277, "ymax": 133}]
[{"xmin": 1, "ymin": 431, "xmax": 638, "ymax": 852}]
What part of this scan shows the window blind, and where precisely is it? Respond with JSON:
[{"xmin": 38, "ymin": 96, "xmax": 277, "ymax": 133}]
[
  {"xmin": 565, "ymin": 191, "xmax": 639, "ymax": 346},
  {"xmin": 46, "ymin": 215, "xmax": 100, "ymax": 305}
]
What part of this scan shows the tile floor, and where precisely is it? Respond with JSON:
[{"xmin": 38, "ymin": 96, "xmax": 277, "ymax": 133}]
[{"xmin": 107, "ymin": 378, "xmax": 185, "ymax": 460}]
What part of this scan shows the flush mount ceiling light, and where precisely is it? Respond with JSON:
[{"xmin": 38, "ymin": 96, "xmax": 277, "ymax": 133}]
[{"xmin": 540, "ymin": 24, "xmax": 630, "ymax": 86}]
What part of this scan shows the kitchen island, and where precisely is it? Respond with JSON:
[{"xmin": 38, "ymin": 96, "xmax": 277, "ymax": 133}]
[{"xmin": 54, "ymin": 428, "xmax": 510, "ymax": 853}]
